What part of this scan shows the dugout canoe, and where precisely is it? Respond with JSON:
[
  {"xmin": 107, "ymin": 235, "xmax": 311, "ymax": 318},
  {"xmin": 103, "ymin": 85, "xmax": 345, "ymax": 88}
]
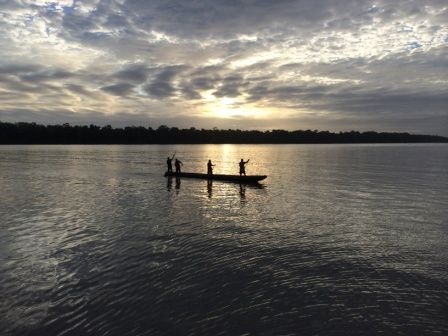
[{"xmin": 164, "ymin": 171, "xmax": 267, "ymax": 183}]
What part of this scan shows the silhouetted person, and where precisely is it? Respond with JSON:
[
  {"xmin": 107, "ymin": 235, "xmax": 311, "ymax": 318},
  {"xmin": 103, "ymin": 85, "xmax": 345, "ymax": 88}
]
[
  {"xmin": 166, "ymin": 153, "xmax": 175, "ymax": 173},
  {"xmin": 239, "ymin": 158, "xmax": 249, "ymax": 176},
  {"xmin": 175, "ymin": 158, "xmax": 183, "ymax": 173},
  {"xmin": 207, "ymin": 159, "xmax": 215, "ymax": 175}
]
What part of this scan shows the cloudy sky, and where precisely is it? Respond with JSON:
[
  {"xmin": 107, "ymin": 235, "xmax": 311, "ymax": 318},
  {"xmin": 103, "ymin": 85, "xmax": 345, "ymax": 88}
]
[{"xmin": 0, "ymin": 0, "xmax": 447, "ymax": 134}]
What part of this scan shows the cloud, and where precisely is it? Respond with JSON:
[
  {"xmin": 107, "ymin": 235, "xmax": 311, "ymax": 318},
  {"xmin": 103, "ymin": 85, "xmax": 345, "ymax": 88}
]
[
  {"xmin": 143, "ymin": 65, "xmax": 189, "ymax": 98},
  {"xmin": 213, "ymin": 75, "xmax": 247, "ymax": 98},
  {"xmin": 65, "ymin": 83, "xmax": 95, "ymax": 97},
  {"xmin": 20, "ymin": 70, "xmax": 74, "ymax": 83},
  {"xmin": 101, "ymin": 83, "xmax": 135, "ymax": 96},
  {"xmin": 0, "ymin": 0, "xmax": 447, "ymax": 135},
  {"xmin": 113, "ymin": 64, "xmax": 149, "ymax": 83}
]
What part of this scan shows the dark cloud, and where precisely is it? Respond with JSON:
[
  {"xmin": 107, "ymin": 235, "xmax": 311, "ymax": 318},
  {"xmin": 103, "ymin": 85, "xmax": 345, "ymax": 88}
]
[
  {"xmin": 143, "ymin": 65, "xmax": 188, "ymax": 98},
  {"xmin": 65, "ymin": 83, "xmax": 96, "ymax": 97},
  {"xmin": 247, "ymin": 80, "xmax": 448, "ymax": 132},
  {"xmin": 180, "ymin": 86, "xmax": 201, "ymax": 100},
  {"xmin": 114, "ymin": 64, "xmax": 149, "ymax": 83},
  {"xmin": 0, "ymin": 0, "xmax": 22, "ymax": 10},
  {"xmin": 61, "ymin": 11, "xmax": 99, "ymax": 39},
  {"xmin": 144, "ymin": 81, "xmax": 175, "ymax": 98},
  {"xmin": 190, "ymin": 77, "xmax": 219, "ymax": 91},
  {"xmin": 101, "ymin": 83, "xmax": 134, "ymax": 96},
  {"xmin": 0, "ymin": 73, "xmax": 54, "ymax": 94},
  {"xmin": 20, "ymin": 70, "xmax": 74, "ymax": 83},
  {"xmin": 213, "ymin": 75, "xmax": 247, "ymax": 98},
  {"xmin": 0, "ymin": 63, "xmax": 41, "ymax": 76},
  {"xmin": 124, "ymin": 0, "xmax": 361, "ymax": 38},
  {"xmin": 104, "ymin": 13, "xmax": 130, "ymax": 30}
]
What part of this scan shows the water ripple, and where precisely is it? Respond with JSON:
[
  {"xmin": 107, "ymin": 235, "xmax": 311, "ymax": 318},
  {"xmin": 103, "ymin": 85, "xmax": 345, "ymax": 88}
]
[{"xmin": 0, "ymin": 144, "xmax": 447, "ymax": 335}]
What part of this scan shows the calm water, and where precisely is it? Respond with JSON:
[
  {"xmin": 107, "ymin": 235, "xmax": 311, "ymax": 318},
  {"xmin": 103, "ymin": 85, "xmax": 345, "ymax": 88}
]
[{"xmin": 1, "ymin": 144, "xmax": 447, "ymax": 336}]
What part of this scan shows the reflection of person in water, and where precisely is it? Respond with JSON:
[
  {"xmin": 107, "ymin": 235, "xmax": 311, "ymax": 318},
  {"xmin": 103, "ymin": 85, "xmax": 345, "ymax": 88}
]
[
  {"xmin": 175, "ymin": 177, "xmax": 181, "ymax": 190},
  {"xmin": 207, "ymin": 180, "xmax": 213, "ymax": 198},
  {"xmin": 239, "ymin": 184, "xmax": 246, "ymax": 199},
  {"xmin": 239, "ymin": 159, "xmax": 249, "ymax": 176},
  {"xmin": 207, "ymin": 159, "xmax": 215, "ymax": 175},
  {"xmin": 175, "ymin": 158, "xmax": 183, "ymax": 173},
  {"xmin": 166, "ymin": 154, "xmax": 175, "ymax": 173},
  {"xmin": 167, "ymin": 176, "xmax": 173, "ymax": 190}
]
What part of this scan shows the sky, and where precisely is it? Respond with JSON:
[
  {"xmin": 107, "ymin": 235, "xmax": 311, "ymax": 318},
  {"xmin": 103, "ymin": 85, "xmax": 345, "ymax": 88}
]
[{"xmin": 0, "ymin": 0, "xmax": 447, "ymax": 135}]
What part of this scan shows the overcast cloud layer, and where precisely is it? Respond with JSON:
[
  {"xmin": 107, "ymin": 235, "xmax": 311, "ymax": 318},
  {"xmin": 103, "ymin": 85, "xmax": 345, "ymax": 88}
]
[{"xmin": 0, "ymin": 0, "xmax": 447, "ymax": 134}]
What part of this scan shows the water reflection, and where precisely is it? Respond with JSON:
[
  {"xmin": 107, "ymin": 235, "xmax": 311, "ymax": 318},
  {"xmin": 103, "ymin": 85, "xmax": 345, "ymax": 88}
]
[
  {"xmin": 239, "ymin": 184, "xmax": 246, "ymax": 200},
  {"xmin": 166, "ymin": 176, "xmax": 181, "ymax": 193},
  {"xmin": 207, "ymin": 180, "xmax": 213, "ymax": 198},
  {"xmin": 1, "ymin": 144, "xmax": 447, "ymax": 336},
  {"xmin": 166, "ymin": 176, "xmax": 172, "ymax": 191},
  {"xmin": 175, "ymin": 177, "xmax": 181, "ymax": 190},
  {"xmin": 203, "ymin": 179, "xmax": 264, "ymax": 200}
]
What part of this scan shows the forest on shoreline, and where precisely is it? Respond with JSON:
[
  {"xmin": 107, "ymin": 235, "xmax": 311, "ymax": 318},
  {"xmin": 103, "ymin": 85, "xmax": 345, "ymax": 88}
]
[{"xmin": 1, "ymin": 121, "xmax": 447, "ymax": 144}]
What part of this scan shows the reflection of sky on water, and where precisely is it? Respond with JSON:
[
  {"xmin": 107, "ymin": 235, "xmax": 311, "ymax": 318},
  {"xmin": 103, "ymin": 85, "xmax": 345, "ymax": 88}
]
[{"xmin": 0, "ymin": 144, "xmax": 447, "ymax": 335}]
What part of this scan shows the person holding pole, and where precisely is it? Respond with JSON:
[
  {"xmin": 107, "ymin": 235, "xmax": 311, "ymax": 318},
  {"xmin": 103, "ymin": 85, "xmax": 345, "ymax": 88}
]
[
  {"xmin": 166, "ymin": 153, "xmax": 175, "ymax": 173},
  {"xmin": 239, "ymin": 158, "xmax": 249, "ymax": 176},
  {"xmin": 207, "ymin": 159, "xmax": 215, "ymax": 175},
  {"xmin": 175, "ymin": 158, "xmax": 183, "ymax": 173}
]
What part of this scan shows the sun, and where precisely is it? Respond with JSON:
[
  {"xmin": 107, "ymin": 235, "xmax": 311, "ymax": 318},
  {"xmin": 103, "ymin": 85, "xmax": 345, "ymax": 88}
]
[
  {"xmin": 200, "ymin": 91, "xmax": 239, "ymax": 118},
  {"xmin": 213, "ymin": 97, "xmax": 240, "ymax": 118},
  {"xmin": 200, "ymin": 90, "xmax": 272, "ymax": 119}
]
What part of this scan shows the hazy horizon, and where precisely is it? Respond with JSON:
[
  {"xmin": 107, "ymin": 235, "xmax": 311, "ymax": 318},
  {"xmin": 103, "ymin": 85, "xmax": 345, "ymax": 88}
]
[
  {"xmin": 3, "ymin": 120, "xmax": 448, "ymax": 138},
  {"xmin": 0, "ymin": 1, "xmax": 447, "ymax": 135}
]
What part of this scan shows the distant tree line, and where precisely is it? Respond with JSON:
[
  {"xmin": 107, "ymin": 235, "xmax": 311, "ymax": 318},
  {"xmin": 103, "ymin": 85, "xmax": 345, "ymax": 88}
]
[{"xmin": 0, "ymin": 121, "xmax": 447, "ymax": 144}]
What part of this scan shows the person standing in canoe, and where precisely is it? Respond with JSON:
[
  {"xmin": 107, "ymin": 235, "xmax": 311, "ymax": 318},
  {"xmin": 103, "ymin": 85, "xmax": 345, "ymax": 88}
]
[
  {"xmin": 166, "ymin": 153, "xmax": 175, "ymax": 173},
  {"xmin": 175, "ymin": 158, "xmax": 183, "ymax": 173},
  {"xmin": 239, "ymin": 158, "xmax": 249, "ymax": 176},
  {"xmin": 207, "ymin": 159, "xmax": 215, "ymax": 175}
]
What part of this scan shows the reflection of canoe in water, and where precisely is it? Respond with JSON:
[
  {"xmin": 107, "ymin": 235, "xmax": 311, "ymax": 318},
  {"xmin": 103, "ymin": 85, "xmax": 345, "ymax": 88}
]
[{"xmin": 164, "ymin": 172, "xmax": 267, "ymax": 183}]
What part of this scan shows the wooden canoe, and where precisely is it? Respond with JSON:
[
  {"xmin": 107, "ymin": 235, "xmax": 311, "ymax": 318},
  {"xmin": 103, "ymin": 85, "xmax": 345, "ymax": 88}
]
[{"xmin": 164, "ymin": 171, "xmax": 267, "ymax": 183}]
